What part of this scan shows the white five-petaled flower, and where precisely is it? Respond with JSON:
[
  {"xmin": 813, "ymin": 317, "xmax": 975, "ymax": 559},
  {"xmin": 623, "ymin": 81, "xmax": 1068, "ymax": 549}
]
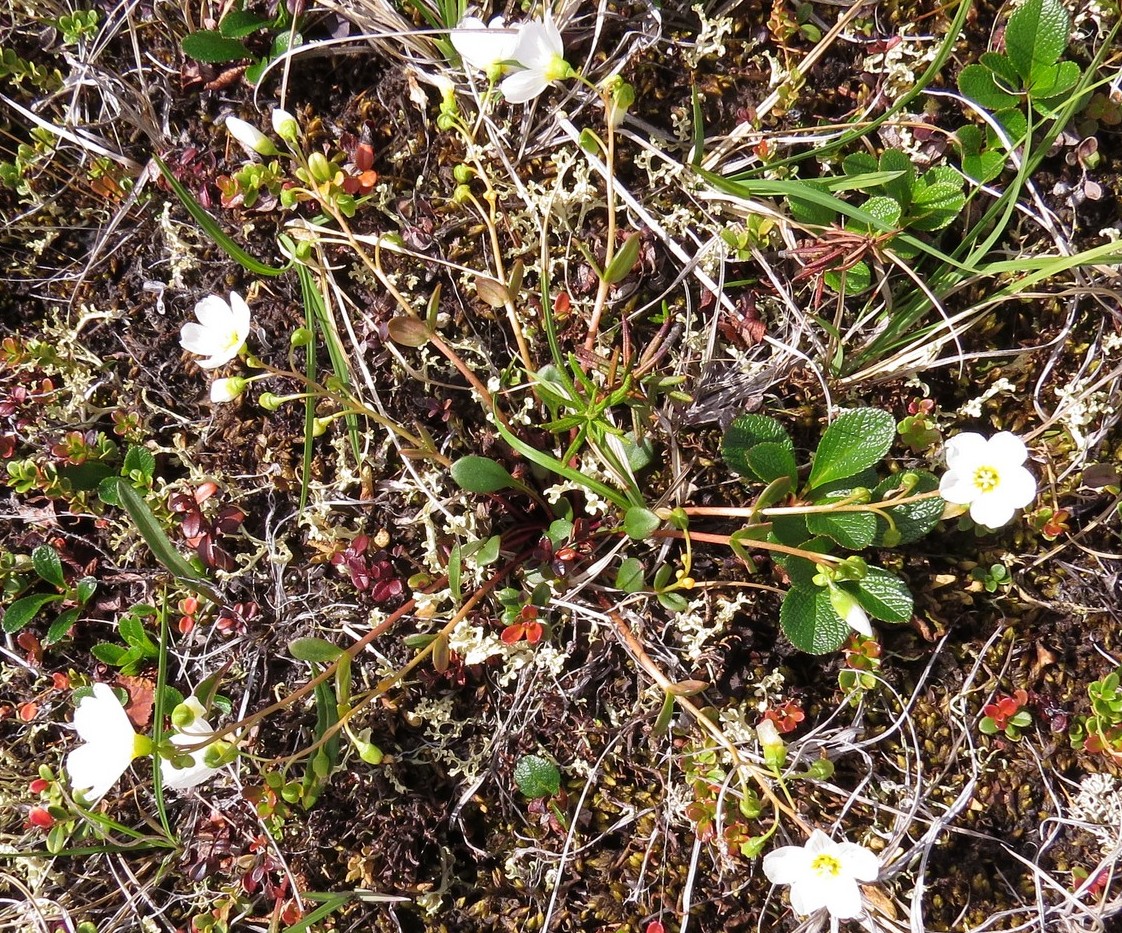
[
  {"xmin": 66, "ymin": 683, "xmax": 150, "ymax": 802},
  {"xmin": 763, "ymin": 829, "xmax": 880, "ymax": 921},
  {"xmin": 180, "ymin": 292, "xmax": 251, "ymax": 370},
  {"xmin": 500, "ymin": 13, "xmax": 572, "ymax": 103},
  {"xmin": 451, "ymin": 16, "xmax": 518, "ymax": 79},
  {"xmin": 161, "ymin": 697, "xmax": 222, "ymax": 791},
  {"xmin": 939, "ymin": 431, "xmax": 1036, "ymax": 528}
]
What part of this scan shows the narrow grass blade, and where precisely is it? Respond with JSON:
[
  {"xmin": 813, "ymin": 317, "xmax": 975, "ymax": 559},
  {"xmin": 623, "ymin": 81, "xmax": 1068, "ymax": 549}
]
[
  {"xmin": 113, "ymin": 479, "xmax": 222, "ymax": 603},
  {"xmin": 297, "ymin": 263, "xmax": 361, "ymax": 464},
  {"xmin": 152, "ymin": 155, "xmax": 290, "ymax": 277}
]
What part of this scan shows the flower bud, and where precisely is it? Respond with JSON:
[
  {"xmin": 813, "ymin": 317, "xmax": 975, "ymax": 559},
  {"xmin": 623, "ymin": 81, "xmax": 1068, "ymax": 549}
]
[
  {"xmin": 756, "ymin": 718, "xmax": 786, "ymax": 769},
  {"xmin": 453, "ymin": 164, "xmax": 474, "ymax": 184},
  {"xmin": 171, "ymin": 697, "xmax": 206, "ymax": 730},
  {"xmin": 290, "ymin": 327, "xmax": 313, "ymax": 347},
  {"xmin": 271, "ymin": 107, "xmax": 299, "ymax": 143},
  {"xmin": 259, "ymin": 392, "xmax": 283, "ymax": 412},
  {"xmin": 225, "ymin": 116, "xmax": 279, "ymax": 158},
  {"xmin": 210, "ymin": 377, "xmax": 246, "ymax": 403},
  {"xmin": 828, "ymin": 584, "xmax": 873, "ymax": 638}
]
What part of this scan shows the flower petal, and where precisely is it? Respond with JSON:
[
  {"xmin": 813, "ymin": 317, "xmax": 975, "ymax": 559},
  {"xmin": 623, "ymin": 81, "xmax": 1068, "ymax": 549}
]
[
  {"xmin": 943, "ymin": 432, "xmax": 987, "ymax": 470},
  {"xmin": 987, "ymin": 431, "xmax": 1028, "ymax": 468},
  {"xmin": 969, "ymin": 492, "xmax": 1015, "ymax": 528},
  {"xmin": 193, "ymin": 295, "xmax": 231, "ymax": 329},
  {"xmin": 788, "ymin": 878, "xmax": 831, "ymax": 916},
  {"xmin": 179, "ymin": 322, "xmax": 221, "ymax": 356},
  {"xmin": 763, "ymin": 845, "xmax": 811, "ymax": 884},
  {"xmin": 1000, "ymin": 464, "xmax": 1037, "ymax": 509},
  {"xmin": 939, "ymin": 468, "xmax": 977, "ymax": 505},
  {"xmin": 835, "ymin": 842, "xmax": 880, "ymax": 882},
  {"xmin": 228, "ymin": 292, "xmax": 251, "ymax": 340},
  {"xmin": 161, "ymin": 716, "xmax": 221, "ymax": 791},
  {"xmin": 500, "ymin": 69, "xmax": 548, "ymax": 103},
  {"xmin": 818, "ymin": 874, "xmax": 864, "ymax": 919}
]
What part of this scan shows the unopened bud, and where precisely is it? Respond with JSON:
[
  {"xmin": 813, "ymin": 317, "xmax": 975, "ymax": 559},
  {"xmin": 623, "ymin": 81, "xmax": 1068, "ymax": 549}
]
[
  {"xmin": 225, "ymin": 116, "xmax": 279, "ymax": 158},
  {"xmin": 290, "ymin": 327, "xmax": 313, "ymax": 347},
  {"xmin": 259, "ymin": 392, "xmax": 283, "ymax": 412},
  {"xmin": 271, "ymin": 107, "xmax": 299, "ymax": 143}
]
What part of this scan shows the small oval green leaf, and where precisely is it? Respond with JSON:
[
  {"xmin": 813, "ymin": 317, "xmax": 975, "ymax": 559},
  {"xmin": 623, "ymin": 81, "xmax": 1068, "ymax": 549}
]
[
  {"xmin": 181, "ymin": 30, "xmax": 252, "ymax": 63},
  {"xmin": 451, "ymin": 456, "xmax": 515, "ymax": 494},
  {"xmin": 808, "ymin": 409, "xmax": 894, "ymax": 491},
  {"xmin": 513, "ymin": 754, "xmax": 561, "ymax": 799},
  {"xmin": 32, "ymin": 544, "xmax": 65, "ymax": 588},
  {"xmin": 623, "ymin": 506, "xmax": 661, "ymax": 540},
  {"xmin": 289, "ymin": 637, "xmax": 344, "ymax": 662}
]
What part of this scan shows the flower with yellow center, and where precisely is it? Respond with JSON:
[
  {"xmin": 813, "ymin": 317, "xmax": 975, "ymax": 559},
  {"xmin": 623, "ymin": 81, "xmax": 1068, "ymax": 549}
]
[
  {"xmin": 938, "ymin": 431, "xmax": 1036, "ymax": 528},
  {"xmin": 179, "ymin": 292, "xmax": 251, "ymax": 370},
  {"xmin": 762, "ymin": 828, "xmax": 879, "ymax": 920},
  {"xmin": 499, "ymin": 12, "xmax": 573, "ymax": 103}
]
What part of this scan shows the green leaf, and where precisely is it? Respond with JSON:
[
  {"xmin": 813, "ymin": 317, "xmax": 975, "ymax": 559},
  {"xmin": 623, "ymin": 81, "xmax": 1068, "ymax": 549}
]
[
  {"xmin": 657, "ymin": 591, "xmax": 689, "ymax": 612},
  {"xmin": 45, "ymin": 606, "xmax": 80, "ymax": 645},
  {"xmin": 289, "ymin": 637, "xmax": 344, "ymax": 662},
  {"xmin": 602, "ymin": 231, "xmax": 642, "ymax": 284},
  {"xmin": 808, "ymin": 409, "xmax": 894, "ymax": 491},
  {"xmin": 824, "ymin": 260, "xmax": 871, "ymax": 296},
  {"xmin": 624, "ymin": 506, "xmax": 661, "ymax": 540},
  {"xmin": 860, "ymin": 195, "xmax": 902, "ymax": 229},
  {"xmin": 75, "ymin": 577, "xmax": 97, "ymax": 605},
  {"xmin": 112, "ymin": 478, "xmax": 221, "ymax": 603},
  {"xmin": 474, "ymin": 534, "xmax": 501, "ymax": 566},
  {"xmin": 451, "ymin": 456, "xmax": 516, "ymax": 494},
  {"xmin": 908, "ymin": 180, "xmax": 965, "ymax": 231},
  {"xmin": 872, "ymin": 471, "xmax": 944, "ymax": 545},
  {"xmin": 957, "ymin": 63, "xmax": 1019, "ymax": 111},
  {"xmin": 1004, "ymin": 0, "xmax": 1069, "ymax": 84},
  {"xmin": 118, "ymin": 611, "xmax": 150, "ymax": 647},
  {"xmin": 780, "ymin": 585, "xmax": 849, "ymax": 655},
  {"xmin": 852, "ymin": 567, "xmax": 913, "ymax": 622},
  {"xmin": 123, "ymin": 446, "xmax": 155, "ymax": 480},
  {"xmin": 615, "ymin": 557, "xmax": 646, "ymax": 593},
  {"xmin": 180, "ymin": 30, "xmax": 252, "ymax": 63},
  {"xmin": 787, "ymin": 180, "xmax": 838, "ymax": 226},
  {"xmin": 219, "ymin": 9, "xmax": 273, "ymax": 38},
  {"xmin": 1030, "ymin": 59, "xmax": 1079, "ymax": 101},
  {"xmin": 879, "ymin": 149, "xmax": 915, "ymax": 208},
  {"xmin": 32, "ymin": 544, "xmax": 65, "ymax": 588},
  {"xmin": 91, "ymin": 643, "xmax": 128, "ymax": 665},
  {"xmin": 806, "ymin": 509, "xmax": 877, "ymax": 550},
  {"xmin": 770, "ymin": 513, "xmax": 810, "ymax": 546},
  {"xmin": 513, "ymin": 754, "xmax": 561, "ymax": 799},
  {"xmin": 722, "ymin": 414, "xmax": 793, "ymax": 479},
  {"xmin": 842, "ymin": 152, "xmax": 877, "ymax": 177},
  {"xmin": 742, "ymin": 442, "xmax": 797, "ymax": 486},
  {"xmin": 3, "ymin": 593, "xmax": 62, "ymax": 633},
  {"xmin": 980, "ymin": 52, "xmax": 1020, "ymax": 88}
]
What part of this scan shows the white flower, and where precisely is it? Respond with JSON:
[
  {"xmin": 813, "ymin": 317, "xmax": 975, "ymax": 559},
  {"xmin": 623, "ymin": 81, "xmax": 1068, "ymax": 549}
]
[
  {"xmin": 451, "ymin": 16, "xmax": 518, "ymax": 78},
  {"xmin": 270, "ymin": 108, "xmax": 299, "ymax": 143},
  {"xmin": 210, "ymin": 376, "xmax": 246, "ymax": 403},
  {"xmin": 160, "ymin": 698, "xmax": 221, "ymax": 791},
  {"xmin": 939, "ymin": 431, "xmax": 1036, "ymax": 528},
  {"xmin": 66, "ymin": 683, "xmax": 148, "ymax": 802},
  {"xmin": 828, "ymin": 585, "xmax": 873, "ymax": 638},
  {"xmin": 180, "ymin": 292, "xmax": 251, "ymax": 370},
  {"xmin": 500, "ymin": 13, "xmax": 573, "ymax": 103},
  {"xmin": 763, "ymin": 829, "xmax": 880, "ymax": 921},
  {"xmin": 225, "ymin": 116, "xmax": 279, "ymax": 158}
]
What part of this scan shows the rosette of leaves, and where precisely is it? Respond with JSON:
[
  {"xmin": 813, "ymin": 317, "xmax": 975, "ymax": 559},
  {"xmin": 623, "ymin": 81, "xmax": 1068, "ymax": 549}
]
[
  {"xmin": 955, "ymin": 0, "xmax": 1078, "ymax": 182},
  {"xmin": 721, "ymin": 409, "xmax": 944, "ymax": 654}
]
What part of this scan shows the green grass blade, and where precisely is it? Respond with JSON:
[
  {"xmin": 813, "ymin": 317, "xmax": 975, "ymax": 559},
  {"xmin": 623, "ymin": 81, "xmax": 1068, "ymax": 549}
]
[
  {"xmin": 294, "ymin": 262, "xmax": 319, "ymax": 510},
  {"xmin": 152, "ymin": 154, "xmax": 291, "ymax": 277},
  {"xmin": 113, "ymin": 479, "xmax": 222, "ymax": 603},
  {"xmin": 297, "ymin": 263, "xmax": 361, "ymax": 464}
]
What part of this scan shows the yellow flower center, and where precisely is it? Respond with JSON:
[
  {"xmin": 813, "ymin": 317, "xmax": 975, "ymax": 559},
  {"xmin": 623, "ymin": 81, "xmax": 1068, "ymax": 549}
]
[
  {"xmin": 973, "ymin": 466, "xmax": 1000, "ymax": 493},
  {"xmin": 811, "ymin": 853, "xmax": 842, "ymax": 877}
]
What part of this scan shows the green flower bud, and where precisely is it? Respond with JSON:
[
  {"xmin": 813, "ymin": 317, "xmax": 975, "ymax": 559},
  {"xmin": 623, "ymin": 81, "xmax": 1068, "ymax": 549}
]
[
  {"xmin": 258, "ymin": 392, "xmax": 283, "ymax": 412},
  {"xmin": 290, "ymin": 327, "xmax": 313, "ymax": 347},
  {"xmin": 453, "ymin": 164, "xmax": 474, "ymax": 184}
]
